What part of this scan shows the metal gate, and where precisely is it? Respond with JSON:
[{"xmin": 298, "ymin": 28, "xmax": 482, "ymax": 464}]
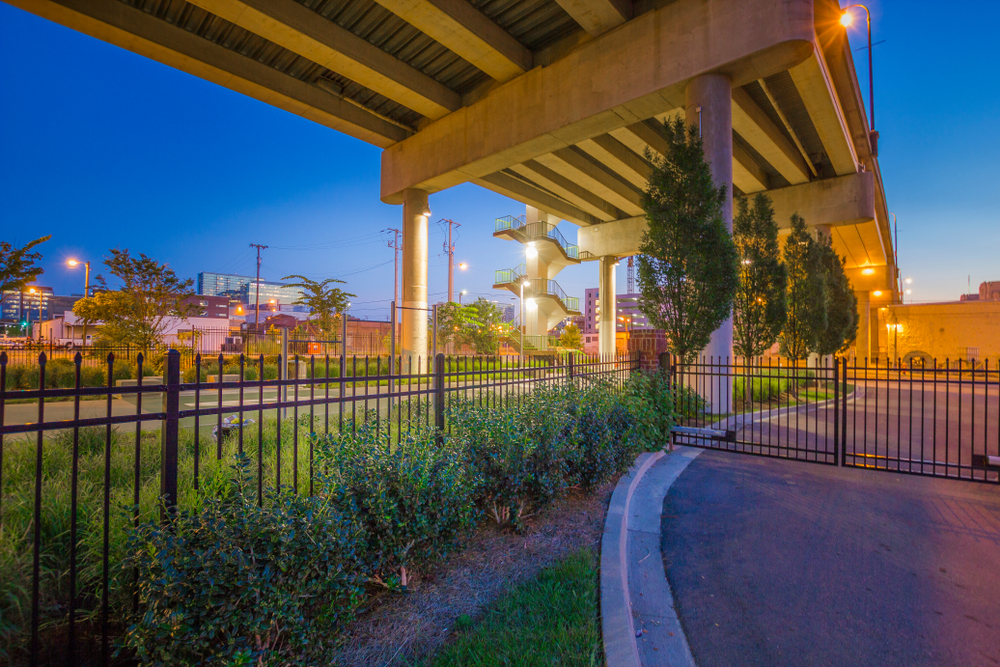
[{"xmin": 670, "ymin": 357, "xmax": 1000, "ymax": 484}]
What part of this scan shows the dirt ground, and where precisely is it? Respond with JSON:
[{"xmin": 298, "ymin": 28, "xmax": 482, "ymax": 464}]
[{"xmin": 330, "ymin": 482, "xmax": 614, "ymax": 666}]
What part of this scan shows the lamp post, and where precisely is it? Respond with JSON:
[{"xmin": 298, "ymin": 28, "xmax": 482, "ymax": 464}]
[
  {"xmin": 841, "ymin": 5, "xmax": 875, "ymax": 137},
  {"xmin": 519, "ymin": 279, "xmax": 530, "ymax": 366},
  {"xmin": 67, "ymin": 259, "xmax": 91, "ymax": 297},
  {"xmin": 459, "ymin": 289, "xmax": 467, "ymax": 305}
]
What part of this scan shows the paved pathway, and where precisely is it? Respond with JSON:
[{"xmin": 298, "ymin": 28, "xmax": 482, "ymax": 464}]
[{"xmin": 659, "ymin": 451, "xmax": 1000, "ymax": 667}]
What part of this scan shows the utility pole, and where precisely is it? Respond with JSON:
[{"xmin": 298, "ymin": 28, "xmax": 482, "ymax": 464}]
[
  {"xmin": 249, "ymin": 243, "xmax": 268, "ymax": 332},
  {"xmin": 385, "ymin": 227, "xmax": 402, "ymax": 312},
  {"xmin": 627, "ymin": 256, "xmax": 635, "ymax": 293},
  {"xmin": 440, "ymin": 218, "xmax": 460, "ymax": 303}
]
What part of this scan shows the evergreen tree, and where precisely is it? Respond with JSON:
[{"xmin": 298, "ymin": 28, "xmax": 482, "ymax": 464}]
[
  {"xmin": 813, "ymin": 236, "xmax": 859, "ymax": 356},
  {"xmin": 636, "ymin": 117, "xmax": 739, "ymax": 364},
  {"xmin": 778, "ymin": 215, "xmax": 826, "ymax": 361},
  {"xmin": 733, "ymin": 194, "xmax": 787, "ymax": 359}
]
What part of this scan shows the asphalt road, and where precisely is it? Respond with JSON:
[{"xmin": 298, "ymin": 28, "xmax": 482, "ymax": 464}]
[{"xmin": 661, "ymin": 450, "xmax": 1000, "ymax": 667}]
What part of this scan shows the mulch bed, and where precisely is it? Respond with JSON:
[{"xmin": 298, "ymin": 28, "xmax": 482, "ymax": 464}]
[{"xmin": 331, "ymin": 481, "xmax": 616, "ymax": 666}]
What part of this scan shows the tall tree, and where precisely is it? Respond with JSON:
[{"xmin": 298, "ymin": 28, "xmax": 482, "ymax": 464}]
[
  {"xmin": 813, "ymin": 236, "xmax": 859, "ymax": 357},
  {"xmin": 636, "ymin": 117, "xmax": 739, "ymax": 363},
  {"xmin": 281, "ymin": 275, "xmax": 356, "ymax": 337},
  {"xmin": 0, "ymin": 235, "xmax": 51, "ymax": 307},
  {"xmin": 778, "ymin": 215, "xmax": 826, "ymax": 361},
  {"xmin": 73, "ymin": 248, "xmax": 198, "ymax": 349},
  {"xmin": 733, "ymin": 194, "xmax": 787, "ymax": 359}
]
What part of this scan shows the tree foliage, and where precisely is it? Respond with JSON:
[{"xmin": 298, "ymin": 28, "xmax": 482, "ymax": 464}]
[
  {"xmin": 463, "ymin": 298, "xmax": 506, "ymax": 354},
  {"xmin": 281, "ymin": 275, "xmax": 356, "ymax": 337},
  {"xmin": 560, "ymin": 322, "xmax": 582, "ymax": 350},
  {"xmin": 733, "ymin": 194, "xmax": 787, "ymax": 358},
  {"xmin": 432, "ymin": 302, "xmax": 481, "ymax": 352},
  {"xmin": 0, "ymin": 235, "xmax": 51, "ymax": 306},
  {"xmin": 813, "ymin": 235, "xmax": 859, "ymax": 356},
  {"xmin": 778, "ymin": 215, "xmax": 826, "ymax": 361},
  {"xmin": 73, "ymin": 249, "xmax": 198, "ymax": 349},
  {"xmin": 636, "ymin": 117, "xmax": 739, "ymax": 363}
]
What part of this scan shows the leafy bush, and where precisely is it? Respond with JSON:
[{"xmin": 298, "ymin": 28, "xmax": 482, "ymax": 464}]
[
  {"xmin": 314, "ymin": 422, "xmax": 477, "ymax": 587},
  {"xmin": 448, "ymin": 377, "xmax": 665, "ymax": 529},
  {"xmin": 121, "ymin": 456, "xmax": 367, "ymax": 666}
]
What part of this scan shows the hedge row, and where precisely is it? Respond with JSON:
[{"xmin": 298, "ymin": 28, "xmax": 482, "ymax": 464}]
[{"xmin": 120, "ymin": 372, "xmax": 674, "ymax": 665}]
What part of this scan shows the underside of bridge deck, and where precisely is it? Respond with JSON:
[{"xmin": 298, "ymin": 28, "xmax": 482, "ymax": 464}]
[{"xmin": 6, "ymin": 0, "xmax": 896, "ymax": 364}]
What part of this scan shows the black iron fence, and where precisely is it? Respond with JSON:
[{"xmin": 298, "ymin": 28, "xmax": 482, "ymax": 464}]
[
  {"xmin": 0, "ymin": 350, "xmax": 637, "ymax": 666},
  {"xmin": 670, "ymin": 356, "xmax": 1000, "ymax": 484}
]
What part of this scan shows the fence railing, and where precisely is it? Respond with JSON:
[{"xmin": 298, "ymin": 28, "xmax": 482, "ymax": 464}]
[
  {"xmin": 494, "ymin": 216, "xmax": 580, "ymax": 259},
  {"xmin": 668, "ymin": 355, "xmax": 1000, "ymax": 483},
  {"xmin": 0, "ymin": 349, "xmax": 638, "ymax": 666}
]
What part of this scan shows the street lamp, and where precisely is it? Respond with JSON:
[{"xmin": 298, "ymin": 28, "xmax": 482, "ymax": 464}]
[
  {"xmin": 520, "ymin": 279, "xmax": 530, "ymax": 365},
  {"xmin": 840, "ymin": 5, "xmax": 876, "ymax": 140},
  {"xmin": 459, "ymin": 289, "xmax": 467, "ymax": 305},
  {"xmin": 459, "ymin": 262, "xmax": 467, "ymax": 270},
  {"xmin": 67, "ymin": 259, "xmax": 91, "ymax": 297}
]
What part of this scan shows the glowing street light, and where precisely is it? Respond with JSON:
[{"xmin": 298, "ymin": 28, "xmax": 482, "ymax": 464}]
[
  {"xmin": 459, "ymin": 262, "xmax": 468, "ymax": 270},
  {"xmin": 67, "ymin": 258, "xmax": 91, "ymax": 297},
  {"xmin": 841, "ymin": 5, "xmax": 876, "ymax": 134}
]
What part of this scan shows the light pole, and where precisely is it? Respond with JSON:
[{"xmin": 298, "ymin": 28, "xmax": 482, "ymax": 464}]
[
  {"xmin": 841, "ymin": 5, "xmax": 875, "ymax": 135},
  {"xmin": 67, "ymin": 259, "xmax": 91, "ymax": 297},
  {"xmin": 459, "ymin": 289, "xmax": 467, "ymax": 305},
  {"xmin": 519, "ymin": 279, "xmax": 530, "ymax": 366},
  {"xmin": 68, "ymin": 259, "xmax": 91, "ymax": 347}
]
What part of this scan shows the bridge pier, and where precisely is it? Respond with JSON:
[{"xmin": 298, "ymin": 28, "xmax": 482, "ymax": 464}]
[
  {"xmin": 401, "ymin": 188, "xmax": 429, "ymax": 366},
  {"xmin": 686, "ymin": 73, "xmax": 734, "ymax": 413},
  {"xmin": 598, "ymin": 256, "xmax": 617, "ymax": 356}
]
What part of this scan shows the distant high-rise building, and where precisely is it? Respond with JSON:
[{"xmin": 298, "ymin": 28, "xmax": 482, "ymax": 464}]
[
  {"xmin": 1, "ymin": 285, "xmax": 53, "ymax": 325},
  {"xmin": 582, "ymin": 288, "xmax": 652, "ymax": 335},
  {"xmin": 237, "ymin": 280, "xmax": 305, "ymax": 307},
  {"xmin": 197, "ymin": 272, "xmax": 255, "ymax": 300}
]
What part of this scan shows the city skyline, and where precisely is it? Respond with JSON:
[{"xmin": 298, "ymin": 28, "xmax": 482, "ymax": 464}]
[{"xmin": 2, "ymin": 1, "xmax": 998, "ymax": 316}]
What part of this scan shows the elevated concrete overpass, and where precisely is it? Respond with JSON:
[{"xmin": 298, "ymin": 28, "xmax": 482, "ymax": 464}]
[{"xmin": 7, "ymin": 0, "xmax": 896, "ymax": 376}]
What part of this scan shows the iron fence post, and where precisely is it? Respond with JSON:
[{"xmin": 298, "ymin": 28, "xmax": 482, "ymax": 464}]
[
  {"xmin": 434, "ymin": 352, "xmax": 445, "ymax": 444},
  {"xmin": 841, "ymin": 357, "xmax": 848, "ymax": 466},
  {"xmin": 834, "ymin": 356, "xmax": 840, "ymax": 466},
  {"xmin": 280, "ymin": 327, "xmax": 289, "ymax": 421},
  {"xmin": 568, "ymin": 352, "xmax": 575, "ymax": 380},
  {"xmin": 160, "ymin": 349, "xmax": 180, "ymax": 523}
]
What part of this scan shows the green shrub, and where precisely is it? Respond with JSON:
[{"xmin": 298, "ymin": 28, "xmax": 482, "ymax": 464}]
[
  {"xmin": 451, "ymin": 403, "xmax": 565, "ymax": 529},
  {"xmin": 314, "ymin": 423, "xmax": 477, "ymax": 587},
  {"xmin": 121, "ymin": 456, "xmax": 367, "ymax": 666}
]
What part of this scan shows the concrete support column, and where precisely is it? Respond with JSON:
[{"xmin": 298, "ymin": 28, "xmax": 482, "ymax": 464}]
[
  {"xmin": 598, "ymin": 256, "xmax": 617, "ymax": 356},
  {"xmin": 855, "ymin": 290, "xmax": 870, "ymax": 361},
  {"xmin": 402, "ymin": 188, "xmax": 429, "ymax": 366},
  {"xmin": 686, "ymin": 73, "xmax": 733, "ymax": 412}
]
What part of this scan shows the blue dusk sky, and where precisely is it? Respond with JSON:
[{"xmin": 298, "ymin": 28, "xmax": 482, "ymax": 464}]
[{"xmin": 1, "ymin": 0, "xmax": 997, "ymax": 316}]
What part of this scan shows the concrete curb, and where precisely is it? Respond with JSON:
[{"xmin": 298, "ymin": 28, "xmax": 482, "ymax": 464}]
[
  {"xmin": 601, "ymin": 448, "xmax": 702, "ymax": 667},
  {"xmin": 601, "ymin": 451, "xmax": 665, "ymax": 667}
]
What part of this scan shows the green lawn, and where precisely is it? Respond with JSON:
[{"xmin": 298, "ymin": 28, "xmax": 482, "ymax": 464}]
[{"xmin": 423, "ymin": 549, "xmax": 602, "ymax": 667}]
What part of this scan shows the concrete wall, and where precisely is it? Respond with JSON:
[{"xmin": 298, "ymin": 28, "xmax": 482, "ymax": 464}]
[{"xmin": 883, "ymin": 300, "xmax": 1000, "ymax": 364}]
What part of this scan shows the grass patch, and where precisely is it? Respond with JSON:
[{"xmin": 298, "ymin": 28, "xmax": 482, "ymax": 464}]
[{"xmin": 423, "ymin": 548, "xmax": 601, "ymax": 667}]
